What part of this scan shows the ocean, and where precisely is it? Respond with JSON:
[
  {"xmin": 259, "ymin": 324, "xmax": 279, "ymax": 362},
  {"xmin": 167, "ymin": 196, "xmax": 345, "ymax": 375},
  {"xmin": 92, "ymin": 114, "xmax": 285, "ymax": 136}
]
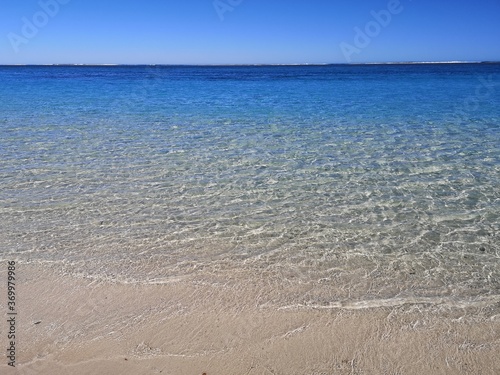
[{"xmin": 1, "ymin": 64, "xmax": 499, "ymax": 309}]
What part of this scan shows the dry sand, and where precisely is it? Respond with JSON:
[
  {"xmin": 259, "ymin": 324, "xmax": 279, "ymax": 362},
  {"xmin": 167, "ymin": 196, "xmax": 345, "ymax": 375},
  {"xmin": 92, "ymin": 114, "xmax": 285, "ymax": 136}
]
[{"xmin": 1, "ymin": 263, "xmax": 499, "ymax": 375}]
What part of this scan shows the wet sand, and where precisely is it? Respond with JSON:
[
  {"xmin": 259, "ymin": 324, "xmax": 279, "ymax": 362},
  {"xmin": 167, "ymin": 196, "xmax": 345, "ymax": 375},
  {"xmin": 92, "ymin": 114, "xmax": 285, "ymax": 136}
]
[{"xmin": 1, "ymin": 263, "xmax": 499, "ymax": 375}]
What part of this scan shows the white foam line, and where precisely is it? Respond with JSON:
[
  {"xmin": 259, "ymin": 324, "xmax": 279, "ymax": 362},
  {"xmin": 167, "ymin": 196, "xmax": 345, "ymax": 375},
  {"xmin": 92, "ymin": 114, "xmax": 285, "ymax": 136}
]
[{"xmin": 278, "ymin": 295, "xmax": 500, "ymax": 311}]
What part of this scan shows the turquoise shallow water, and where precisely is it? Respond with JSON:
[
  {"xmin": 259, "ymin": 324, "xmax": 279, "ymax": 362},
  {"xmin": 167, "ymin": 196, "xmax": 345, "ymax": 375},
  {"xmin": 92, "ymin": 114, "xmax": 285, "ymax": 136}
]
[{"xmin": 1, "ymin": 64, "xmax": 499, "ymax": 306}]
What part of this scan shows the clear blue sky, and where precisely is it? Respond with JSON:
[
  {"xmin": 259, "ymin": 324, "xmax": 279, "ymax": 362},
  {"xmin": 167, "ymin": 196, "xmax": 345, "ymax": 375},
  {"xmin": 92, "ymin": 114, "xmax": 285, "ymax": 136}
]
[{"xmin": 1, "ymin": 0, "xmax": 499, "ymax": 64}]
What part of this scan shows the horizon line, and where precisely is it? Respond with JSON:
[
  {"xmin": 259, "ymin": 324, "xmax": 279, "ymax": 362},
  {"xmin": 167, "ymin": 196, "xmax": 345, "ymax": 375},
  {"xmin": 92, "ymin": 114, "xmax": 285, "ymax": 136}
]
[{"xmin": 1, "ymin": 61, "xmax": 499, "ymax": 67}]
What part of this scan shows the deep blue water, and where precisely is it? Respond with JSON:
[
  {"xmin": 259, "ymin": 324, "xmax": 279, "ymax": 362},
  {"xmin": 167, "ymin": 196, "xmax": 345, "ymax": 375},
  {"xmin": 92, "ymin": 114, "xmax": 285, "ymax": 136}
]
[{"xmin": 1, "ymin": 64, "xmax": 499, "ymax": 304}]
